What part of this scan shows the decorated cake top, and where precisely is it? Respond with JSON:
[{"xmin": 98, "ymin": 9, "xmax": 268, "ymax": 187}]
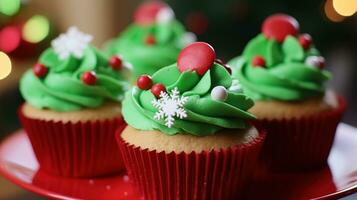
[
  {"xmin": 229, "ymin": 14, "xmax": 331, "ymax": 101},
  {"xmin": 106, "ymin": 1, "xmax": 196, "ymax": 79},
  {"xmin": 20, "ymin": 27, "xmax": 130, "ymax": 112},
  {"xmin": 122, "ymin": 42, "xmax": 256, "ymax": 136}
]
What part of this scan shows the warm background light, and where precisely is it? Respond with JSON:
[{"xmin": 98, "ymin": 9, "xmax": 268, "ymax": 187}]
[
  {"xmin": 23, "ymin": 15, "xmax": 50, "ymax": 43},
  {"xmin": 325, "ymin": 0, "xmax": 345, "ymax": 22},
  {"xmin": 333, "ymin": 0, "xmax": 357, "ymax": 16},
  {"xmin": 0, "ymin": 0, "xmax": 21, "ymax": 16},
  {"xmin": 0, "ymin": 26, "xmax": 21, "ymax": 53},
  {"xmin": 0, "ymin": 52, "xmax": 12, "ymax": 80}
]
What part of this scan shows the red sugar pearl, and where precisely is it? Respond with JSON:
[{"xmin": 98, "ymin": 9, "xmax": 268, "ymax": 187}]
[
  {"xmin": 137, "ymin": 75, "xmax": 153, "ymax": 90},
  {"xmin": 145, "ymin": 35, "xmax": 156, "ymax": 45},
  {"xmin": 252, "ymin": 56, "xmax": 266, "ymax": 67},
  {"xmin": 299, "ymin": 34, "xmax": 313, "ymax": 50},
  {"xmin": 151, "ymin": 83, "xmax": 166, "ymax": 98},
  {"xmin": 109, "ymin": 56, "xmax": 123, "ymax": 70},
  {"xmin": 33, "ymin": 63, "xmax": 48, "ymax": 78},
  {"xmin": 81, "ymin": 71, "xmax": 97, "ymax": 85}
]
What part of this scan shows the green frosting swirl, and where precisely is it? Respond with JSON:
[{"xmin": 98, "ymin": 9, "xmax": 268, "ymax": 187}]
[
  {"xmin": 122, "ymin": 63, "xmax": 256, "ymax": 136},
  {"xmin": 106, "ymin": 20, "xmax": 189, "ymax": 79},
  {"xmin": 20, "ymin": 46, "xmax": 129, "ymax": 112},
  {"xmin": 229, "ymin": 34, "xmax": 331, "ymax": 101}
]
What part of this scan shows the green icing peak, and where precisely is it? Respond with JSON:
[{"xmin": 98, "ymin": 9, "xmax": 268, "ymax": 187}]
[
  {"xmin": 122, "ymin": 63, "xmax": 256, "ymax": 136},
  {"xmin": 229, "ymin": 33, "xmax": 331, "ymax": 101},
  {"xmin": 106, "ymin": 20, "xmax": 194, "ymax": 80},
  {"xmin": 20, "ymin": 46, "xmax": 129, "ymax": 112}
]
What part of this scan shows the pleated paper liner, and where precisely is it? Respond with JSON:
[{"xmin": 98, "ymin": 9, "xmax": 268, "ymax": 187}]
[
  {"xmin": 18, "ymin": 105, "xmax": 127, "ymax": 178},
  {"xmin": 116, "ymin": 128, "xmax": 266, "ymax": 200},
  {"xmin": 257, "ymin": 96, "xmax": 346, "ymax": 171}
]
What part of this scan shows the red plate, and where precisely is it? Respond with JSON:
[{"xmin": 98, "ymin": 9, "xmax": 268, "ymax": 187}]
[{"xmin": 0, "ymin": 124, "xmax": 357, "ymax": 200}]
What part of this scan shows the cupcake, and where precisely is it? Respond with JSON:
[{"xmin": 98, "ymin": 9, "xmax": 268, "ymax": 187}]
[
  {"xmin": 19, "ymin": 27, "xmax": 130, "ymax": 177},
  {"xmin": 106, "ymin": 1, "xmax": 196, "ymax": 80},
  {"xmin": 116, "ymin": 42, "xmax": 266, "ymax": 199},
  {"xmin": 228, "ymin": 14, "xmax": 346, "ymax": 170}
]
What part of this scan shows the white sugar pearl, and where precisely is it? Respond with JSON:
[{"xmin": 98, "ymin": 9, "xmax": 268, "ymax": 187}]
[
  {"xmin": 211, "ymin": 86, "xmax": 228, "ymax": 101},
  {"xmin": 305, "ymin": 56, "xmax": 325, "ymax": 69},
  {"xmin": 156, "ymin": 7, "xmax": 174, "ymax": 24}
]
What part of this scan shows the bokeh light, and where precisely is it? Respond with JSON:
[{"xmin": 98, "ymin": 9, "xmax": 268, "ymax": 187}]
[
  {"xmin": 324, "ymin": 0, "xmax": 345, "ymax": 22},
  {"xmin": 0, "ymin": 52, "xmax": 12, "ymax": 80},
  {"xmin": 23, "ymin": 15, "xmax": 50, "ymax": 43},
  {"xmin": 332, "ymin": 0, "xmax": 357, "ymax": 16},
  {"xmin": 0, "ymin": 26, "xmax": 21, "ymax": 53},
  {"xmin": 0, "ymin": 0, "xmax": 21, "ymax": 16}
]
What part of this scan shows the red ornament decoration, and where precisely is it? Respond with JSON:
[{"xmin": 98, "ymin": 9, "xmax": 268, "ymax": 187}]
[
  {"xmin": 145, "ymin": 35, "xmax": 156, "ymax": 45},
  {"xmin": 33, "ymin": 63, "xmax": 48, "ymax": 78},
  {"xmin": 134, "ymin": 1, "xmax": 167, "ymax": 25},
  {"xmin": 109, "ymin": 56, "xmax": 123, "ymax": 70},
  {"xmin": 299, "ymin": 34, "xmax": 313, "ymax": 50},
  {"xmin": 151, "ymin": 83, "xmax": 166, "ymax": 98},
  {"xmin": 177, "ymin": 42, "xmax": 216, "ymax": 75},
  {"xmin": 252, "ymin": 56, "xmax": 266, "ymax": 67},
  {"xmin": 81, "ymin": 71, "xmax": 97, "ymax": 85},
  {"xmin": 262, "ymin": 14, "xmax": 299, "ymax": 43},
  {"xmin": 137, "ymin": 75, "xmax": 153, "ymax": 90}
]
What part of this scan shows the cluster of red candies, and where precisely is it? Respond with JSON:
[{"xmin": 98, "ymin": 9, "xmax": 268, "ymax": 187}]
[
  {"xmin": 251, "ymin": 14, "xmax": 325, "ymax": 69},
  {"xmin": 137, "ymin": 75, "xmax": 166, "ymax": 98},
  {"xmin": 33, "ymin": 55, "xmax": 124, "ymax": 85},
  {"xmin": 136, "ymin": 42, "xmax": 219, "ymax": 98}
]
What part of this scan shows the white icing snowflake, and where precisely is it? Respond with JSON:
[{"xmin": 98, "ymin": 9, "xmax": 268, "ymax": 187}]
[
  {"xmin": 152, "ymin": 87, "xmax": 189, "ymax": 128},
  {"xmin": 51, "ymin": 26, "xmax": 93, "ymax": 60}
]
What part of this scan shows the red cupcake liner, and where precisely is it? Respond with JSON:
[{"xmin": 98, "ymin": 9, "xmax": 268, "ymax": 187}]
[
  {"xmin": 257, "ymin": 96, "xmax": 346, "ymax": 171},
  {"xmin": 18, "ymin": 105, "xmax": 127, "ymax": 178},
  {"xmin": 116, "ymin": 128, "xmax": 266, "ymax": 200}
]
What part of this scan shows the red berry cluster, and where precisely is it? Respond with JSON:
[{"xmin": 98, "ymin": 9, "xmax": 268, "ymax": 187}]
[{"xmin": 137, "ymin": 75, "xmax": 166, "ymax": 98}]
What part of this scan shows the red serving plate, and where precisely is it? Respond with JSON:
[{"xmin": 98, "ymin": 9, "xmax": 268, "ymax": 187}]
[{"xmin": 0, "ymin": 124, "xmax": 357, "ymax": 200}]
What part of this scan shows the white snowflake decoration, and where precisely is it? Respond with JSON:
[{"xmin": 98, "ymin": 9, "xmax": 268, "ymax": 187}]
[
  {"xmin": 51, "ymin": 26, "xmax": 93, "ymax": 60},
  {"xmin": 152, "ymin": 87, "xmax": 188, "ymax": 128}
]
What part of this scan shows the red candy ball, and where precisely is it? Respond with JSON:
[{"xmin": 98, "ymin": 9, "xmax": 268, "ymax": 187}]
[
  {"xmin": 252, "ymin": 56, "xmax": 266, "ymax": 67},
  {"xmin": 145, "ymin": 35, "xmax": 156, "ymax": 45},
  {"xmin": 299, "ymin": 33, "xmax": 313, "ymax": 50},
  {"xmin": 137, "ymin": 75, "xmax": 153, "ymax": 90},
  {"xmin": 33, "ymin": 63, "xmax": 48, "ymax": 78},
  {"xmin": 134, "ymin": 1, "xmax": 167, "ymax": 25},
  {"xmin": 81, "ymin": 71, "xmax": 97, "ymax": 85},
  {"xmin": 177, "ymin": 42, "xmax": 216, "ymax": 75},
  {"xmin": 109, "ymin": 56, "xmax": 123, "ymax": 70},
  {"xmin": 151, "ymin": 83, "xmax": 166, "ymax": 98},
  {"xmin": 262, "ymin": 14, "xmax": 299, "ymax": 43}
]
